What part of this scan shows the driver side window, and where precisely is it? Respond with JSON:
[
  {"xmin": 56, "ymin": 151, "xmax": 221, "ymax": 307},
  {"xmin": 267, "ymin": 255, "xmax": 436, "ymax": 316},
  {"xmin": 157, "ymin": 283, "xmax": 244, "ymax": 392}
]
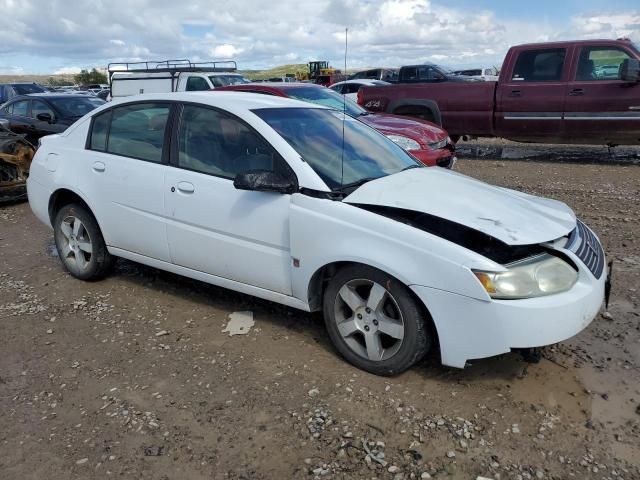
[
  {"xmin": 576, "ymin": 47, "xmax": 631, "ymax": 81},
  {"xmin": 177, "ymin": 105, "xmax": 292, "ymax": 180}
]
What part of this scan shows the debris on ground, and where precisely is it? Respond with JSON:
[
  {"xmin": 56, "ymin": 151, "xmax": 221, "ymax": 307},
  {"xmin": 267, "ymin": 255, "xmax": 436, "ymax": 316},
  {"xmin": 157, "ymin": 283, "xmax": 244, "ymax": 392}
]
[{"xmin": 222, "ymin": 310, "xmax": 255, "ymax": 336}]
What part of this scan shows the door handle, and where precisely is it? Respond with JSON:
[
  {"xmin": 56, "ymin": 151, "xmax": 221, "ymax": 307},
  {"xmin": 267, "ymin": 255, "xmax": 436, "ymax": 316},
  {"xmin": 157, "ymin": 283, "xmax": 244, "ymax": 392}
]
[
  {"xmin": 176, "ymin": 181, "xmax": 195, "ymax": 194},
  {"xmin": 569, "ymin": 88, "xmax": 584, "ymax": 96},
  {"xmin": 92, "ymin": 161, "xmax": 106, "ymax": 172},
  {"xmin": 508, "ymin": 90, "xmax": 522, "ymax": 97}
]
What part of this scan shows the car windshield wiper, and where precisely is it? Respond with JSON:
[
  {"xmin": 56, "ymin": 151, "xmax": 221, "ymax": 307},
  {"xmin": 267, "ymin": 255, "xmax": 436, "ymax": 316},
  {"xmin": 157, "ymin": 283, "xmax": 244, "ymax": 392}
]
[
  {"xmin": 401, "ymin": 164, "xmax": 422, "ymax": 171},
  {"xmin": 334, "ymin": 176, "xmax": 381, "ymax": 194}
]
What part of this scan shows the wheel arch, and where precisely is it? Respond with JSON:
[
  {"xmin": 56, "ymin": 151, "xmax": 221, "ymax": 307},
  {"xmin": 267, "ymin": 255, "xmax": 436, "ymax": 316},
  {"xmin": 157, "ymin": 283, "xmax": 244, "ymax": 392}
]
[
  {"xmin": 306, "ymin": 260, "xmax": 440, "ymax": 355},
  {"xmin": 388, "ymin": 99, "xmax": 442, "ymax": 126},
  {"xmin": 47, "ymin": 188, "xmax": 106, "ymax": 240}
]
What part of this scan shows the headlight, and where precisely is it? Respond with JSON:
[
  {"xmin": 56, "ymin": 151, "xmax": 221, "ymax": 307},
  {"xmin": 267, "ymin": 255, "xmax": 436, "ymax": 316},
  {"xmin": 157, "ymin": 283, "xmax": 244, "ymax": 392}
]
[
  {"xmin": 473, "ymin": 254, "xmax": 577, "ymax": 299},
  {"xmin": 428, "ymin": 136, "xmax": 450, "ymax": 150},
  {"xmin": 387, "ymin": 135, "xmax": 421, "ymax": 151}
]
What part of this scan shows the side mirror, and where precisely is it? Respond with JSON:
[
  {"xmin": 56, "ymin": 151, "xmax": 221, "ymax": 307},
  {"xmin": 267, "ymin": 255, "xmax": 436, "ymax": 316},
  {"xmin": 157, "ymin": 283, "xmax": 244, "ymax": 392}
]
[
  {"xmin": 36, "ymin": 112, "xmax": 54, "ymax": 123},
  {"xmin": 233, "ymin": 170, "xmax": 297, "ymax": 194},
  {"xmin": 620, "ymin": 58, "xmax": 640, "ymax": 83}
]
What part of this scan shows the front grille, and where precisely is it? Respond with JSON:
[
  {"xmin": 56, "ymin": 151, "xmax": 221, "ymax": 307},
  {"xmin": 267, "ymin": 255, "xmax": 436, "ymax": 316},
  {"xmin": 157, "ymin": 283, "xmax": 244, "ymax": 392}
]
[{"xmin": 566, "ymin": 220, "xmax": 605, "ymax": 279}]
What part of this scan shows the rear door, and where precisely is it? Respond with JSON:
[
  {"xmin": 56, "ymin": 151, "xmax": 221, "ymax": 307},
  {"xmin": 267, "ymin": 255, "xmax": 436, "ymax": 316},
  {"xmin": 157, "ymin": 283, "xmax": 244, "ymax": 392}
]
[
  {"xmin": 5, "ymin": 99, "xmax": 32, "ymax": 137},
  {"xmin": 564, "ymin": 45, "xmax": 640, "ymax": 144},
  {"xmin": 80, "ymin": 102, "xmax": 173, "ymax": 261},
  {"xmin": 496, "ymin": 47, "xmax": 568, "ymax": 142}
]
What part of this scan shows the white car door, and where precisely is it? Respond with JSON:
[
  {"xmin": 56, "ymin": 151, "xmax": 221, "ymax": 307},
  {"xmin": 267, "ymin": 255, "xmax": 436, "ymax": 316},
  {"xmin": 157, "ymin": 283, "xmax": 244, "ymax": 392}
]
[
  {"xmin": 163, "ymin": 104, "xmax": 294, "ymax": 295},
  {"xmin": 80, "ymin": 102, "xmax": 172, "ymax": 261}
]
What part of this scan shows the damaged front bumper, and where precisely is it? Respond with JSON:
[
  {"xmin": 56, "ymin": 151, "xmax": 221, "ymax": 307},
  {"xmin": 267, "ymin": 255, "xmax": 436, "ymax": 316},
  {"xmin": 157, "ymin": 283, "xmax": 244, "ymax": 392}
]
[{"xmin": 410, "ymin": 249, "xmax": 607, "ymax": 368}]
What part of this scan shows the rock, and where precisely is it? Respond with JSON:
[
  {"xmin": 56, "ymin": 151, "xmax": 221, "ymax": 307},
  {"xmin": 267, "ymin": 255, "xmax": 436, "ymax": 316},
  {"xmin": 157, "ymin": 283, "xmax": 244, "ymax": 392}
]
[
  {"xmin": 308, "ymin": 388, "xmax": 320, "ymax": 397},
  {"xmin": 46, "ymin": 329, "xmax": 53, "ymax": 334},
  {"xmin": 143, "ymin": 445, "xmax": 164, "ymax": 456},
  {"xmin": 511, "ymin": 424, "xmax": 521, "ymax": 434},
  {"xmin": 459, "ymin": 440, "xmax": 468, "ymax": 449},
  {"xmin": 601, "ymin": 311, "xmax": 613, "ymax": 320},
  {"xmin": 304, "ymin": 458, "xmax": 312, "ymax": 465},
  {"xmin": 446, "ymin": 450, "xmax": 456, "ymax": 458},
  {"xmin": 75, "ymin": 458, "xmax": 89, "ymax": 465},
  {"xmin": 155, "ymin": 330, "xmax": 169, "ymax": 337},
  {"xmin": 388, "ymin": 465, "xmax": 400, "ymax": 473},
  {"xmin": 421, "ymin": 473, "xmax": 432, "ymax": 479},
  {"xmin": 222, "ymin": 311, "xmax": 255, "ymax": 336}
]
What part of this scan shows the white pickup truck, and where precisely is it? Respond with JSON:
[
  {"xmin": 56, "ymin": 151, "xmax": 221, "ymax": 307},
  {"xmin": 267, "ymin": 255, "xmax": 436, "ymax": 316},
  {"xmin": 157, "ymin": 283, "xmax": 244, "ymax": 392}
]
[{"xmin": 108, "ymin": 60, "xmax": 250, "ymax": 98}]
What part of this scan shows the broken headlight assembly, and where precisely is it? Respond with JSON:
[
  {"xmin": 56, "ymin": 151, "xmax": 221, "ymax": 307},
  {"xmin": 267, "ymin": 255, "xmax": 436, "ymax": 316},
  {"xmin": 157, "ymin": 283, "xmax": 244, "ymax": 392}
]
[
  {"xmin": 473, "ymin": 253, "xmax": 578, "ymax": 299},
  {"xmin": 428, "ymin": 137, "xmax": 450, "ymax": 150},
  {"xmin": 386, "ymin": 135, "xmax": 420, "ymax": 151}
]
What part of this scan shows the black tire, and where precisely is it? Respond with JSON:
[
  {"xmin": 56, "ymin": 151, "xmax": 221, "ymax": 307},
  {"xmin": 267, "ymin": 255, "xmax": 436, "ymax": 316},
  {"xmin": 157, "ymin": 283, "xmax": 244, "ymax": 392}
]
[
  {"xmin": 323, "ymin": 265, "xmax": 431, "ymax": 376},
  {"xmin": 53, "ymin": 203, "xmax": 114, "ymax": 280}
]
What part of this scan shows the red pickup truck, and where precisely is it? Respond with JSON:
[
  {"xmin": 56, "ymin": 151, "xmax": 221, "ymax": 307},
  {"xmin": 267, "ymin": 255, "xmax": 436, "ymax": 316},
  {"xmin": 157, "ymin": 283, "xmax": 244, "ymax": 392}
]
[{"xmin": 358, "ymin": 39, "xmax": 640, "ymax": 145}]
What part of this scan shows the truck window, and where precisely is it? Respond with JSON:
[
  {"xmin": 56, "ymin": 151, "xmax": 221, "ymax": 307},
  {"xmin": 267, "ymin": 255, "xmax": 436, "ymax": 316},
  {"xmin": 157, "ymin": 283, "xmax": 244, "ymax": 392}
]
[
  {"xmin": 512, "ymin": 48, "xmax": 566, "ymax": 82},
  {"xmin": 576, "ymin": 47, "xmax": 631, "ymax": 81},
  {"xmin": 186, "ymin": 76, "xmax": 211, "ymax": 91}
]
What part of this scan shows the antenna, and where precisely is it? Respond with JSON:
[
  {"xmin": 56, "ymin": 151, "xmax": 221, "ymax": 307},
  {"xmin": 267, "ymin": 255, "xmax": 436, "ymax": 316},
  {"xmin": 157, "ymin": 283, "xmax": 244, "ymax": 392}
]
[{"xmin": 340, "ymin": 27, "xmax": 348, "ymax": 189}]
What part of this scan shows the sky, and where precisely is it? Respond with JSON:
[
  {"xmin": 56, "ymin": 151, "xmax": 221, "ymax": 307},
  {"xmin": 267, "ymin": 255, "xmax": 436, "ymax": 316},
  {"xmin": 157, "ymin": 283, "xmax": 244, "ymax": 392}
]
[{"xmin": 0, "ymin": 0, "xmax": 638, "ymax": 75}]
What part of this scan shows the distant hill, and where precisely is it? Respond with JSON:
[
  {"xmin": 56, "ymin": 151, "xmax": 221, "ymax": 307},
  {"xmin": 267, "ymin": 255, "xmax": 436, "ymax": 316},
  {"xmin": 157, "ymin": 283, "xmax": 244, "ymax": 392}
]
[
  {"xmin": 0, "ymin": 74, "xmax": 75, "ymax": 85},
  {"xmin": 239, "ymin": 64, "xmax": 308, "ymax": 80}
]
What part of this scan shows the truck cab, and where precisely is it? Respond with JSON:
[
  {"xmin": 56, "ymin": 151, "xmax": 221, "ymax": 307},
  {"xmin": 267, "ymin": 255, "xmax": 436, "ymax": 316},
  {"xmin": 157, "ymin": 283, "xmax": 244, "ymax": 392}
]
[{"xmin": 108, "ymin": 60, "xmax": 250, "ymax": 99}]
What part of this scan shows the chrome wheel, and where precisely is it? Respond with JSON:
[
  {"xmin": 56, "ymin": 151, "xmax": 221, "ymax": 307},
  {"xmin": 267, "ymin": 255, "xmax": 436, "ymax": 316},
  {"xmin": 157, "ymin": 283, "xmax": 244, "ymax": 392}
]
[
  {"xmin": 59, "ymin": 215, "xmax": 93, "ymax": 272},
  {"xmin": 333, "ymin": 279, "xmax": 405, "ymax": 362}
]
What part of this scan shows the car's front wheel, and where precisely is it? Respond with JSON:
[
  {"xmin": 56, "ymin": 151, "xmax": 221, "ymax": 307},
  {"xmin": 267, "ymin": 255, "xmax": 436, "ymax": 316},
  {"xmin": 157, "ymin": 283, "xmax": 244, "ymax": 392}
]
[
  {"xmin": 323, "ymin": 265, "xmax": 432, "ymax": 376},
  {"xmin": 53, "ymin": 203, "xmax": 114, "ymax": 280}
]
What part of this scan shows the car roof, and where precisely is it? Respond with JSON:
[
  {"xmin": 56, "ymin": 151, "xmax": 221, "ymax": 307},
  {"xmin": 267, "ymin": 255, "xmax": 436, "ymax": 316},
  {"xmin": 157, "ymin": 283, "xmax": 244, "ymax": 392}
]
[
  {"xmin": 23, "ymin": 93, "xmax": 98, "ymax": 99},
  {"xmin": 332, "ymin": 79, "xmax": 384, "ymax": 86},
  {"xmin": 106, "ymin": 91, "xmax": 329, "ymax": 111}
]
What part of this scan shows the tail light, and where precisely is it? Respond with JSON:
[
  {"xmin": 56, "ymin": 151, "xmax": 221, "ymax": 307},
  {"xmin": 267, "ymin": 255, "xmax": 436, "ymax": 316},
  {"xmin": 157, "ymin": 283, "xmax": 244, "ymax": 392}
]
[{"xmin": 357, "ymin": 88, "xmax": 363, "ymax": 106}]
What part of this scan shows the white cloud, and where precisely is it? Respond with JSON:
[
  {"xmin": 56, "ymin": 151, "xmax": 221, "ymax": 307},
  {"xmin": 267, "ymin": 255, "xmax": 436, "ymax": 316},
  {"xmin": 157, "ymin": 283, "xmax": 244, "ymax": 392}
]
[
  {"xmin": 0, "ymin": 0, "xmax": 636, "ymax": 73},
  {"xmin": 53, "ymin": 66, "xmax": 82, "ymax": 74}
]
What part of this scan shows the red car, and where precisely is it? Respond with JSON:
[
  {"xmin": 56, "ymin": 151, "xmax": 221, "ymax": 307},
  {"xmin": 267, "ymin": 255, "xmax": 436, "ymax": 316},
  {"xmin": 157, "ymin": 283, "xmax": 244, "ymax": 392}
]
[{"xmin": 216, "ymin": 83, "xmax": 456, "ymax": 168}]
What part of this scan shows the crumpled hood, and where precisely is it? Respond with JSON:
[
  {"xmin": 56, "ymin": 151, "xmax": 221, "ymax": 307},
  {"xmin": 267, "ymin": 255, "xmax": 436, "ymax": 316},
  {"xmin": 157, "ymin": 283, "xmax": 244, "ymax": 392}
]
[
  {"xmin": 344, "ymin": 168, "xmax": 576, "ymax": 245},
  {"xmin": 358, "ymin": 113, "xmax": 446, "ymax": 145}
]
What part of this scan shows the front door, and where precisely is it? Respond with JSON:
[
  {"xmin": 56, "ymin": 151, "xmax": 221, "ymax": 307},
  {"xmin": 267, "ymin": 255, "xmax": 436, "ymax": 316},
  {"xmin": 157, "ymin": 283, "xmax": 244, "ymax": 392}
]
[
  {"xmin": 565, "ymin": 45, "xmax": 640, "ymax": 144},
  {"xmin": 496, "ymin": 47, "xmax": 568, "ymax": 142},
  {"xmin": 163, "ymin": 104, "xmax": 294, "ymax": 294},
  {"xmin": 79, "ymin": 102, "xmax": 172, "ymax": 261}
]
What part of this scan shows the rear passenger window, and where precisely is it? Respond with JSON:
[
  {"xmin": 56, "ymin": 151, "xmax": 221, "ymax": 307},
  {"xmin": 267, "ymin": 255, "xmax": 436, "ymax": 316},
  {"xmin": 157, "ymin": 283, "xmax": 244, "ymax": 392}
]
[
  {"xmin": 89, "ymin": 110, "xmax": 111, "ymax": 151},
  {"xmin": 89, "ymin": 103, "xmax": 170, "ymax": 162},
  {"xmin": 11, "ymin": 100, "xmax": 29, "ymax": 117},
  {"xmin": 177, "ymin": 105, "xmax": 290, "ymax": 179},
  {"xmin": 512, "ymin": 48, "xmax": 566, "ymax": 82},
  {"xmin": 186, "ymin": 76, "xmax": 210, "ymax": 91}
]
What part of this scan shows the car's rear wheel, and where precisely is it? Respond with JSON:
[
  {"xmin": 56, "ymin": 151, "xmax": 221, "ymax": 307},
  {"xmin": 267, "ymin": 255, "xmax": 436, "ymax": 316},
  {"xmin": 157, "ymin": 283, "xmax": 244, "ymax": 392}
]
[
  {"xmin": 323, "ymin": 265, "xmax": 431, "ymax": 376},
  {"xmin": 53, "ymin": 203, "xmax": 114, "ymax": 280}
]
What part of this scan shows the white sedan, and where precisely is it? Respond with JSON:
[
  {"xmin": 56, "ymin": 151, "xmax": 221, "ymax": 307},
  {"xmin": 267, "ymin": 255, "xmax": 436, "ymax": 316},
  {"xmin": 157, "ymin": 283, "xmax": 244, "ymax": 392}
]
[
  {"xmin": 27, "ymin": 92, "xmax": 607, "ymax": 375},
  {"xmin": 329, "ymin": 79, "xmax": 390, "ymax": 101}
]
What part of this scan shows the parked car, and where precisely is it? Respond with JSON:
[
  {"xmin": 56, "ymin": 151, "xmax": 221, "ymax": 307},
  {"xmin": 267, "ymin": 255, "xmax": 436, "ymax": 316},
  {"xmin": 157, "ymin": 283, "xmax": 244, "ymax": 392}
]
[
  {"xmin": 395, "ymin": 64, "xmax": 479, "ymax": 84},
  {"xmin": 358, "ymin": 38, "xmax": 640, "ymax": 145},
  {"xmin": 452, "ymin": 67, "xmax": 500, "ymax": 81},
  {"xmin": 0, "ymin": 93, "xmax": 105, "ymax": 144},
  {"xmin": 0, "ymin": 83, "xmax": 48, "ymax": 104},
  {"xmin": 330, "ymin": 79, "xmax": 390, "ymax": 101},
  {"xmin": 0, "ymin": 118, "xmax": 35, "ymax": 203},
  {"xmin": 349, "ymin": 68, "xmax": 399, "ymax": 82},
  {"xmin": 28, "ymin": 91, "xmax": 608, "ymax": 374},
  {"xmin": 109, "ymin": 59, "xmax": 250, "ymax": 99},
  {"xmin": 216, "ymin": 83, "xmax": 455, "ymax": 167}
]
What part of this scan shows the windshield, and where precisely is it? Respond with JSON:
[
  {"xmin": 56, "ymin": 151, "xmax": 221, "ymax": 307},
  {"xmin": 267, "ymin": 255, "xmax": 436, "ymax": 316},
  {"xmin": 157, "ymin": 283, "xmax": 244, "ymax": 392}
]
[
  {"xmin": 254, "ymin": 107, "xmax": 420, "ymax": 191},
  {"xmin": 434, "ymin": 64, "xmax": 454, "ymax": 74},
  {"xmin": 283, "ymin": 86, "xmax": 366, "ymax": 118},
  {"xmin": 209, "ymin": 75, "xmax": 250, "ymax": 87},
  {"xmin": 14, "ymin": 84, "xmax": 46, "ymax": 95},
  {"xmin": 49, "ymin": 97, "xmax": 105, "ymax": 118}
]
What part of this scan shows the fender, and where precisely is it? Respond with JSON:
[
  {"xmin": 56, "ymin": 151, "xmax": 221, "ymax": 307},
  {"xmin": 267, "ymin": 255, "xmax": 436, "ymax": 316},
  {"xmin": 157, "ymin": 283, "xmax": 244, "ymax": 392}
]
[{"xmin": 386, "ymin": 99, "xmax": 442, "ymax": 126}]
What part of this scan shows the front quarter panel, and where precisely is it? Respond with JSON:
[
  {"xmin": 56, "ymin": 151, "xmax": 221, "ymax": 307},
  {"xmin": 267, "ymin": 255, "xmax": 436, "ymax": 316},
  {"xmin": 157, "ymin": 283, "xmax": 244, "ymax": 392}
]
[{"xmin": 289, "ymin": 193, "xmax": 497, "ymax": 306}]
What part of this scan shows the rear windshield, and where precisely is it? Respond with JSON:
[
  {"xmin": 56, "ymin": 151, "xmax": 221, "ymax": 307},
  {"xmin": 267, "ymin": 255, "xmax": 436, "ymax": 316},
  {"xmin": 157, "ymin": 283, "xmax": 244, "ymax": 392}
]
[
  {"xmin": 283, "ymin": 86, "xmax": 366, "ymax": 118},
  {"xmin": 209, "ymin": 75, "xmax": 250, "ymax": 87},
  {"xmin": 13, "ymin": 84, "xmax": 46, "ymax": 95},
  {"xmin": 49, "ymin": 97, "xmax": 105, "ymax": 118}
]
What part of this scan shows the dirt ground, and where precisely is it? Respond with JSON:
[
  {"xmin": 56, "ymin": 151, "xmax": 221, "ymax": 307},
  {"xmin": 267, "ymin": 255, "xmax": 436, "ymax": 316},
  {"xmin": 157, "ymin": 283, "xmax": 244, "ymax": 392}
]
[{"xmin": 1, "ymin": 157, "xmax": 639, "ymax": 480}]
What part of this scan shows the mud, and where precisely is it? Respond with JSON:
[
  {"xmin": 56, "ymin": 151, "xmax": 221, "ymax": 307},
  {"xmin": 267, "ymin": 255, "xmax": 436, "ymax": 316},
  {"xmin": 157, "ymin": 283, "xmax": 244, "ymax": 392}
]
[{"xmin": 0, "ymin": 157, "xmax": 639, "ymax": 479}]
